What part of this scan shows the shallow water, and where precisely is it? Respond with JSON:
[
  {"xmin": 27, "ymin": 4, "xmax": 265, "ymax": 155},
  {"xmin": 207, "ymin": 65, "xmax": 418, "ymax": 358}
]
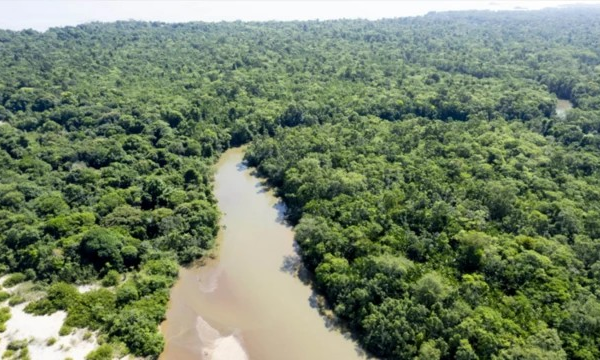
[{"xmin": 160, "ymin": 147, "xmax": 366, "ymax": 360}]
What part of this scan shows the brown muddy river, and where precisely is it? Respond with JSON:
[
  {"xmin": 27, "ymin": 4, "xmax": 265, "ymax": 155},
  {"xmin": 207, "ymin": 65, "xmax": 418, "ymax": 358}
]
[{"xmin": 160, "ymin": 147, "xmax": 366, "ymax": 360}]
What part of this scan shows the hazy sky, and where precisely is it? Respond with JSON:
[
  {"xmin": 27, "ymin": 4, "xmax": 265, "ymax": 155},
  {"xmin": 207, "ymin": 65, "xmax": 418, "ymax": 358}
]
[{"xmin": 0, "ymin": 1, "xmax": 598, "ymax": 31}]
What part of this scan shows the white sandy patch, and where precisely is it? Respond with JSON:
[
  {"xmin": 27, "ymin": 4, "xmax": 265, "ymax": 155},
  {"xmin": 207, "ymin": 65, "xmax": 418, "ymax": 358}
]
[
  {"xmin": 27, "ymin": 328, "xmax": 98, "ymax": 360},
  {"xmin": 76, "ymin": 284, "xmax": 100, "ymax": 294},
  {"xmin": 196, "ymin": 317, "xmax": 248, "ymax": 360},
  {"xmin": 211, "ymin": 336, "xmax": 248, "ymax": 360},
  {"xmin": 2, "ymin": 303, "xmax": 65, "ymax": 339},
  {"xmin": 0, "ymin": 302, "xmax": 100, "ymax": 360}
]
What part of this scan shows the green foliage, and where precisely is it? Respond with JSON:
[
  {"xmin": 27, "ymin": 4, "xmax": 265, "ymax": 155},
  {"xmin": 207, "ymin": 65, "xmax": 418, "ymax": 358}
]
[
  {"xmin": 6, "ymin": 341, "xmax": 26, "ymax": 351},
  {"xmin": 8, "ymin": 295, "xmax": 25, "ymax": 306},
  {"xmin": 24, "ymin": 282, "xmax": 79, "ymax": 315},
  {"xmin": 0, "ymin": 307, "xmax": 11, "ymax": 332},
  {"xmin": 115, "ymin": 281, "xmax": 139, "ymax": 306},
  {"xmin": 45, "ymin": 212, "xmax": 95, "ymax": 238},
  {"xmin": 80, "ymin": 228, "xmax": 127, "ymax": 271},
  {"xmin": 64, "ymin": 289, "xmax": 116, "ymax": 330},
  {"xmin": 412, "ymin": 272, "xmax": 451, "ymax": 307},
  {"xmin": 2, "ymin": 273, "xmax": 26, "ymax": 288},
  {"xmin": 59, "ymin": 325, "xmax": 72, "ymax": 336},
  {"xmin": 498, "ymin": 328, "xmax": 567, "ymax": 360},
  {"xmin": 246, "ymin": 82, "xmax": 600, "ymax": 358},
  {"xmin": 85, "ymin": 344, "xmax": 113, "ymax": 360},
  {"xmin": 101, "ymin": 270, "xmax": 120, "ymax": 287},
  {"xmin": 4, "ymin": 340, "xmax": 29, "ymax": 360},
  {"xmin": 109, "ymin": 307, "xmax": 165, "ymax": 356},
  {"xmin": 456, "ymin": 231, "xmax": 490, "ymax": 273},
  {"xmin": 1, "ymin": 7, "xmax": 600, "ymax": 358}
]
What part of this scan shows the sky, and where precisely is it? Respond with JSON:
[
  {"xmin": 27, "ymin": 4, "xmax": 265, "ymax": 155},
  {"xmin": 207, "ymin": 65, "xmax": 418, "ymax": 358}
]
[{"xmin": 0, "ymin": 1, "xmax": 599, "ymax": 31}]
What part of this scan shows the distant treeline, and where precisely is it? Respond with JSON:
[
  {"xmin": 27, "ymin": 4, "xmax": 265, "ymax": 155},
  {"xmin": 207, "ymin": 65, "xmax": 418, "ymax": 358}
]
[{"xmin": 0, "ymin": 7, "xmax": 600, "ymax": 358}]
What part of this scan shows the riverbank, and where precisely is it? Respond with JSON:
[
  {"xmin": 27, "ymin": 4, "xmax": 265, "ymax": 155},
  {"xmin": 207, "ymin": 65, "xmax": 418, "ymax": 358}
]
[{"xmin": 160, "ymin": 148, "xmax": 366, "ymax": 360}]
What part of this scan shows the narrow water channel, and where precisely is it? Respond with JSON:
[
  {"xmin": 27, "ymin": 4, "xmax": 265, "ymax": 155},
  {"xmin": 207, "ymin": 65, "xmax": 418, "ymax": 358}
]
[{"xmin": 160, "ymin": 147, "xmax": 366, "ymax": 360}]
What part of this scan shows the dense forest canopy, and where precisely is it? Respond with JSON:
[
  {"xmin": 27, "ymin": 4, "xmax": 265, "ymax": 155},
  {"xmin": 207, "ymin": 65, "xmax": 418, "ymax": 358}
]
[{"xmin": 0, "ymin": 6, "xmax": 600, "ymax": 359}]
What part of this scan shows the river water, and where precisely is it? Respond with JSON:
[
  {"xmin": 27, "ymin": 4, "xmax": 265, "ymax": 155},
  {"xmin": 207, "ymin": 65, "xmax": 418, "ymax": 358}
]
[{"xmin": 160, "ymin": 147, "xmax": 366, "ymax": 360}]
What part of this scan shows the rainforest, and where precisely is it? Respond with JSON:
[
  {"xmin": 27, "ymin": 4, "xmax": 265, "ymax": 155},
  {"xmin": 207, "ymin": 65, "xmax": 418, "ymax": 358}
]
[{"xmin": 1, "ymin": 6, "xmax": 600, "ymax": 360}]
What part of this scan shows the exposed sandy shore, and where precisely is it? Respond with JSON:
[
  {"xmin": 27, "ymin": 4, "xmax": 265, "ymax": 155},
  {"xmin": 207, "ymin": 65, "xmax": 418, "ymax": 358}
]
[
  {"xmin": 0, "ymin": 279, "xmax": 100, "ymax": 360},
  {"xmin": 196, "ymin": 316, "xmax": 248, "ymax": 360},
  {"xmin": 0, "ymin": 303, "xmax": 98, "ymax": 360},
  {"xmin": 211, "ymin": 336, "xmax": 248, "ymax": 360}
]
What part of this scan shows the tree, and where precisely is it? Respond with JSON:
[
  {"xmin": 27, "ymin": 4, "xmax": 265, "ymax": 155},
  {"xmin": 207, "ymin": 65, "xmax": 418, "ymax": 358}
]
[{"xmin": 80, "ymin": 228, "xmax": 126, "ymax": 271}]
